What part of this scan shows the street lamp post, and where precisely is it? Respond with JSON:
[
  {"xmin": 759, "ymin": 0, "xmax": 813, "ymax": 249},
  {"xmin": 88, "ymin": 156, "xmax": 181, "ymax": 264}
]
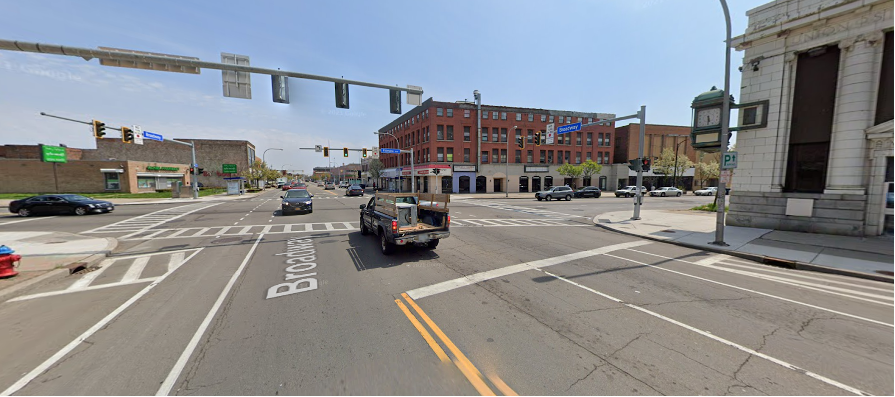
[
  {"xmin": 374, "ymin": 131, "xmax": 414, "ymax": 193},
  {"xmin": 667, "ymin": 135, "xmax": 688, "ymax": 189},
  {"xmin": 507, "ymin": 126, "xmax": 516, "ymax": 197},
  {"xmin": 261, "ymin": 148, "xmax": 282, "ymax": 188},
  {"xmin": 713, "ymin": 0, "xmax": 733, "ymax": 246}
]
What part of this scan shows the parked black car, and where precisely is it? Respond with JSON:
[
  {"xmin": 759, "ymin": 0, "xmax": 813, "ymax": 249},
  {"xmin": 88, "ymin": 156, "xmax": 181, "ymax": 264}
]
[
  {"xmin": 281, "ymin": 189, "xmax": 313, "ymax": 215},
  {"xmin": 573, "ymin": 186, "xmax": 602, "ymax": 198},
  {"xmin": 8, "ymin": 194, "xmax": 114, "ymax": 217}
]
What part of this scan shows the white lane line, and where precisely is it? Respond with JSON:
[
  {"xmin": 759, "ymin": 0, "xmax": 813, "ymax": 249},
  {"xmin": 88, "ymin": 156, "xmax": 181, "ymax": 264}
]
[
  {"xmin": 120, "ymin": 257, "xmax": 150, "ymax": 283},
  {"xmin": 694, "ymin": 254, "xmax": 729, "ymax": 266},
  {"xmin": 0, "ymin": 216, "xmax": 58, "ymax": 226},
  {"xmin": 541, "ymin": 269, "xmax": 869, "ymax": 396},
  {"xmin": 603, "ymin": 253, "xmax": 892, "ymax": 328},
  {"xmin": 718, "ymin": 260, "xmax": 894, "ymax": 293},
  {"xmin": 0, "ymin": 248, "xmax": 204, "ymax": 396},
  {"xmin": 8, "ymin": 277, "xmax": 162, "ymax": 302},
  {"xmin": 156, "ymin": 234, "xmax": 264, "ymax": 396},
  {"xmin": 406, "ymin": 240, "xmax": 651, "ymax": 300},
  {"xmin": 624, "ymin": 249, "xmax": 894, "ymax": 305},
  {"xmin": 167, "ymin": 252, "xmax": 185, "ymax": 272},
  {"xmin": 67, "ymin": 259, "xmax": 113, "ymax": 290}
]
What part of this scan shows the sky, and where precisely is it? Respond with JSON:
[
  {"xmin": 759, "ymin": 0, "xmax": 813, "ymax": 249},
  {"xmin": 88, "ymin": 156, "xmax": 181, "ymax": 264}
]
[{"xmin": 0, "ymin": 0, "xmax": 768, "ymax": 173}]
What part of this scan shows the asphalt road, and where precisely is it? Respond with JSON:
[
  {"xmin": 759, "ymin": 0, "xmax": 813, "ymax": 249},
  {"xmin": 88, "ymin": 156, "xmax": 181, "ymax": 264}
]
[{"xmin": 0, "ymin": 187, "xmax": 891, "ymax": 396}]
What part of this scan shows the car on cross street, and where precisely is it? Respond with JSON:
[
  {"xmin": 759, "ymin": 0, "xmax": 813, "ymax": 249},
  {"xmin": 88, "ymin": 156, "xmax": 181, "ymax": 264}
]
[
  {"xmin": 535, "ymin": 186, "xmax": 574, "ymax": 201},
  {"xmin": 9, "ymin": 194, "xmax": 115, "ymax": 217},
  {"xmin": 650, "ymin": 187, "xmax": 683, "ymax": 197}
]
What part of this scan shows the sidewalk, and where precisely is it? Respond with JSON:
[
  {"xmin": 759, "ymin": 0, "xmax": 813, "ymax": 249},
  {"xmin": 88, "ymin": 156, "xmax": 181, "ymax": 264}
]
[
  {"xmin": 593, "ymin": 209, "xmax": 894, "ymax": 282},
  {"xmin": 0, "ymin": 231, "xmax": 117, "ymax": 299},
  {"xmin": 0, "ymin": 189, "xmax": 270, "ymax": 208}
]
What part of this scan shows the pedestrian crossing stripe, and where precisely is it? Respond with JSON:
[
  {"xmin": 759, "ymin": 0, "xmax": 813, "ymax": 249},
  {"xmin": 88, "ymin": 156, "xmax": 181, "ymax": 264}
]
[
  {"xmin": 83, "ymin": 203, "xmax": 222, "ymax": 234},
  {"xmin": 6, "ymin": 248, "xmax": 203, "ymax": 302},
  {"xmin": 461, "ymin": 201, "xmax": 586, "ymax": 218}
]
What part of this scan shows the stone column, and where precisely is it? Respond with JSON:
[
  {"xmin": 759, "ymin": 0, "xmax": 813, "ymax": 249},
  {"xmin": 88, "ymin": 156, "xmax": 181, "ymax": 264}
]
[{"xmin": 825, "ymin": 33, "xmax": 884, "ymax": 194}]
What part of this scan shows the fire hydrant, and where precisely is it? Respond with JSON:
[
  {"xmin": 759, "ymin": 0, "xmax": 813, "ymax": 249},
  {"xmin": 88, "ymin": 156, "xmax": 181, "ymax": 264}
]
[{"xmin": 0, "ymin": 245, "xmax": 21, "ymax": 278}]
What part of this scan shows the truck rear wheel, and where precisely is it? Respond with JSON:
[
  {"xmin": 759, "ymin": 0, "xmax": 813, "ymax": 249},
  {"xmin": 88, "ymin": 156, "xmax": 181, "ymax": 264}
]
[
  {"xmin": 426, "ymin": 240, "xmax": 439, "ymax": 249},
  {"xmin": 360, "ymin": 218, "xmax": 369, "ymax": 235},
  {"xmin": 381, "ymin": 232, "xmax": 395, "ymax": 255}
]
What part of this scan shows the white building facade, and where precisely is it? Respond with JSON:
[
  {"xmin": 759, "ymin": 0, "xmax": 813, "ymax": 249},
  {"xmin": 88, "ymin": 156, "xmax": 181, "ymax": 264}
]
[{"xmin": 730, "ymin": 0, "xmax": 893, "ymax": 236}]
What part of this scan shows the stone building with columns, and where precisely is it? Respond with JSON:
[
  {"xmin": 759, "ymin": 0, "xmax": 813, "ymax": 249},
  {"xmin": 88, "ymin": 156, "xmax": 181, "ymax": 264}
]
[{"xmin": 729, "ymin": 0, "xmax": 892, "ymax": 236}]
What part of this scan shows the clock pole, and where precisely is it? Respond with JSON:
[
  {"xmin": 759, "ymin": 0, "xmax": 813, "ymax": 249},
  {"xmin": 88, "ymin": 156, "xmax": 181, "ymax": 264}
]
[{"xmin": 711, "ymin": 0, "xmax": 732, "ymax": 246}]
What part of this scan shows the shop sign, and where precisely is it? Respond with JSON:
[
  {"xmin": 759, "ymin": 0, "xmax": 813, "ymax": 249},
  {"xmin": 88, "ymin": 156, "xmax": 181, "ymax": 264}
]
[
  {"xmin": 146, "ymin": 166, "xmax": 180, "ymax": 171},
  {"xmin": 222, "ymin": 163, "xmax": 238, "ymax": 173},
  {"xmin": 41, "ymin": 145, "xmax": 67, "ymax": 163},
  {"xmin": 524, "ymin": 165, "xmax": 549, "ymax": 173},
  {"xmin": 453, "ymin": 165, "xmax": 477, "ymax": 172}
]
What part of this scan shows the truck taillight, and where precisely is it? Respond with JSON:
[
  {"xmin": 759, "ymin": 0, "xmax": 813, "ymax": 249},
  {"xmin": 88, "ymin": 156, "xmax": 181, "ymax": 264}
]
[
  {"xmin": 391, "ymin": 220, "xmax": 398, "ymax": 233},
  {"xmin": 446, "ymin": 215, "xmax": 450, "ymax": 228}
]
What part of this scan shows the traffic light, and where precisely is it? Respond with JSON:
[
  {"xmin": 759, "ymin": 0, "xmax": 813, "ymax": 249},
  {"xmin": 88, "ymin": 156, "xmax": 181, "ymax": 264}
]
[
  {"xmin": 198, "ymin": 168, "xmax": 205, "ymax": 174},
  {"xmin": 389, "ymin": 89, "xmax": 402, "ymax": 114},
  {"xmin": 362, "ymin": 148, "xmax": 368, "ymax": 158},
  {"xmin": 357, "ymin": 170, "xmax": 362, "ymax": 178},
  {"xmin": 323, "ymin": 147, "xmax": 329, "ymax": 157},
  {"xmin": 121, "ymin": 127, "xmax": 134, "ymax": 143},
  {"xmin": 189, "ymin": 167, "xmax": 195, "ymax": 174},
  {"xmin": 335, "ymin": 82, "xmax": 349, "ymax": 109},
  {"xmin": 534, "ymin": 131, "xmax": 542, "ymax": 146},
  {"xmin": 641, "ymin": 158, "xmax": 651, "ymax": 172},
  {"xmin": 628, "ymin": 158, "xmax": 642, "ymax": 172},
  {"xmin": 343, "ymin": 147, "xmax": 349, "ymax": 157},
  {"xmin": 516, "ymin": 136, "xmax": 525, "ymax": 149},
  {"xmin": 92, "ymin": 120, "xmax": 106, "ymax": 138}
]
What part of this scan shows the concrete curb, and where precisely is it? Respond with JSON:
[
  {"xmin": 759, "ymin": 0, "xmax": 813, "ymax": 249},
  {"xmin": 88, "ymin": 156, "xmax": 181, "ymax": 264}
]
[{"xmin": 591, "ymin": 222, "xmax": 894, "ymax": 283}]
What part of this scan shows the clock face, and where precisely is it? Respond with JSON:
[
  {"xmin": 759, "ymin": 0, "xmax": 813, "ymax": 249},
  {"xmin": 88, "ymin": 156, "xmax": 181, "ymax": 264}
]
[{"xmin": 696, "ymin": 107, "xmax": 722, "ymax": 128}]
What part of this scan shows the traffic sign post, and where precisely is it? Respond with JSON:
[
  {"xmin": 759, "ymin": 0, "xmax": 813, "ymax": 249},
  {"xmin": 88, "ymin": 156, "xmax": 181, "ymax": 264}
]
[
  {"xmin": 143, "ymin": 131, "xmax": 163, "ymax": 142},
  {"xmin": 132, "ymin": 125, "xmax": 144, "ymax": 145},
  {"xmin": 545, "ymin": 123, "xmax": 555, "ymax": 145},
  {"xmin": 722, "ymin": 151, "xmax": 737, "ymax": 169},
  {"xmin": 556, "ymin": 122, "xmax": 581, "ymax": 134},
  {"xmin": 380, "ymin": 148, "xmax": 400, "ymax": 154}
]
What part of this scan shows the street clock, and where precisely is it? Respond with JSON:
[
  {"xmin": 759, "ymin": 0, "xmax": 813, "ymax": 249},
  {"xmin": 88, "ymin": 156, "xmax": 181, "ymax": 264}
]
[{"xmin": 690, "ymin": 86, "xmax": 734, "ymax": 152}]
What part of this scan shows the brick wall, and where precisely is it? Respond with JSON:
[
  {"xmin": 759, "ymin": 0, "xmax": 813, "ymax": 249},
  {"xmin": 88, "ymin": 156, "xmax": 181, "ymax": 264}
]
[{"xmin": 0, "ymin": 159, "xmax": 190, "ymax": 194}]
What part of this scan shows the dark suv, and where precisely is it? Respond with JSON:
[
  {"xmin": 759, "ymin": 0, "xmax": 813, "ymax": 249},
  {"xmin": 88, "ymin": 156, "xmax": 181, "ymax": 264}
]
[{"xmin": 535, "ymin": 186, "xmax": 574, "ymax": 201}]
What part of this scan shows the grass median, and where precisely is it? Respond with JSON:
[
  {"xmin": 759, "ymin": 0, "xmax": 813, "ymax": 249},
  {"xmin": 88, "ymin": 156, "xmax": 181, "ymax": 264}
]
[{"xmin": 0, "ymin": 188, "xmax": 227, "ymax": 200}]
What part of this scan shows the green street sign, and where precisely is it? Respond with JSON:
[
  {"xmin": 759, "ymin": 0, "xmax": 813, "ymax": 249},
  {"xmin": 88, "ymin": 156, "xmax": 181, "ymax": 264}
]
[
  {"xmin": 222, "ymin": 164, "xmax": 237, "ymax": 173},
  {"xmin": 41, "ymin": 145, "xmax": 67, "ymax": 163}
]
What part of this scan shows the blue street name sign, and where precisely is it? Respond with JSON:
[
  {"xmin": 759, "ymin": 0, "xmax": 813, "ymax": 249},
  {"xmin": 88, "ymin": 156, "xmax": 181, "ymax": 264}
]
[
  {"xmin": 143, "ymin": 131, "xmax": 164, "ymax": 141},
  {"xmin": 380, "ymin": 148, "xmax": 400, "ymax": 154},
  {"xmin": 557, "ymin": 123, "xmax": 581, "ymax": 134}
]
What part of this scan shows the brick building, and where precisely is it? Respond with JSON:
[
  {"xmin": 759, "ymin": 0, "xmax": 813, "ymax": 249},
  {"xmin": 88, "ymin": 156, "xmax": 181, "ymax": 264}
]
[
  {"xmin": 729, "ymin": 0, "xmax": 893, "ymax": 236},
  {"xmin": 1, "ymin": 145, "xmax": 191, "ymax": 194},
  {"xmin": 81, "ymin": 138, "xmax": 256, "ymax": 188},
  {"xmin": 613, "ymin": 123, "xmax": 721, "ymax": 190},
  {"xmin": 376, "ymin": 98, "xmax": 617, "ymax": 193}
]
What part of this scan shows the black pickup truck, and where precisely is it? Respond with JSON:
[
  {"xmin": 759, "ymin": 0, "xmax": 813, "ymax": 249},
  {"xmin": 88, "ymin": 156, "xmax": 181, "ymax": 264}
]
[{"xmin": 359, "ymin": 192, "xmax": 450, "ymax": 255}]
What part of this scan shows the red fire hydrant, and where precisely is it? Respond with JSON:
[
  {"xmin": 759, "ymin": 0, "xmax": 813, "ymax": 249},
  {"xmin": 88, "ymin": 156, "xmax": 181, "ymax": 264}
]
[{"xmin": 0, "ymin": 245, "xmax": 21, "ymax": 278}]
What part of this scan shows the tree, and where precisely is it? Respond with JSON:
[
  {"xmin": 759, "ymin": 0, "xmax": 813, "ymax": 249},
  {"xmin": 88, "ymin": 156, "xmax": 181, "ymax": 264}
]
[
  {"xmin": 367, "ymin": 158, "xmax": 384, "ymax": 179},
  {"xmin": 580, "ymin": 160, "xmax": 602, "ymax": 184},
  {"xmin": 240, "ymin": 160, "xmax": 277, "ymax": 188},
  {"xmin": 696, "ymin": 160, "xmax": 720, "ymax": 187},
  {"xmin": 653, "ymin": 147, "xmax": 694, "ymax": 187},
  {"xmin": 556, "ymin": 163, "xmax": 583, "ymax": 187}
]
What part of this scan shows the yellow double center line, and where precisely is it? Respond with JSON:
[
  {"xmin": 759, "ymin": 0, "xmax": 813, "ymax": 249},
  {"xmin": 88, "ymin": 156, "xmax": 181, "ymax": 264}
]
[{"xmin": 396, "ymin": 293, "xmax": 517, "ymax": 396}]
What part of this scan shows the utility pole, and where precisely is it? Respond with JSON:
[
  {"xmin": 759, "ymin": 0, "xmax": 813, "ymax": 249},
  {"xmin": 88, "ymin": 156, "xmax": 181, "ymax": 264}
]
[{"xmin": 712, "ymin": 0, "xmax": 732, "ymax": 246}]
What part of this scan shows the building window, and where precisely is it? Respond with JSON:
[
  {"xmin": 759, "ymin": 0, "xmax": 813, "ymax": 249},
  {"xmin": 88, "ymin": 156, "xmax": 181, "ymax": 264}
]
[
  {"xmin": 564, "ymin": 151, "xmax": 570, "ymax": 163},
  {"xmin": 464, "ymin": 148, "xmax": 470, "ymax": 162},
  {"xmin": 492, "ymin": 111, "xmax": 498, "ymax": 120},
  {"xmin": 501, "ymin": 112, "xmax": 507, "ymax": 120},
  {"xmin": 557, "ymin": 135, "xmax": 563, "ymax": 145},
  {"xmin": 597, "ymin": 154, "xmax": 603, "ymax": 164},
  {"xmin": 545, "ymin": 176, "xmax": 553, "ymax": 189},
  {"xmin": 587, "ymin": 132, "xmax": 592, "ymax": 145},
  {"xmin": 482, "ymin": 127, "xmax": 489, "ymax": 142},
  {"xmin": 516, "ymin": 113, "xmax": 522, "ymax": 121},
  {"xmin": 540, "ymin": 115, "xmax": 546, "ymax": 122},
  {"xmin": 539, "ymin": 150, "xmax": 546, "ymax": 163},
  {"xmin": 528, "ymin": 113, "xmax": 534, "ymax": 122},
  {"xmin": 427, "ymin": 150, "xmax": 431, "ymax": 162},
  {"xmin": 549, "ymin": 115, "xmax": 554, "ymax": 123},
  {"xmin": 464, "ymin": 109, "xmax": 470, "ymax": 118},
  {"xmin": 598, "ymin": 133, "xmax": 604, "ymax": 146},
  {"xmin": 437, "ymin": 108, "xmax": 444, "ymax": 116},
  {"xmin": 547, "ymin": 151, "xmax": 554, "ymax": 163},
  {"xmin": 603, "ymin": 152, "xmax": 609, "ymax": 164},
  {"xmin": 500, "ymin": 128, "xmax": 507, "ymax": 142},
  {"xmin": 482, "ymin": 151, "xmax": 488, "ymax": 163},
  {"xmin": 137, "ymin": 177, "xmax": 156, "ymax": 189},
  {"xmin": 437, "ymin": 125, "xmax": 444, "ymax": 140},
  {"xmin": 492, "ymin": 129, "xmax": 499, "ymax": 142},
  {"xmin": 527, "ymin": 129, "xmax": 533, "ymax": 144},
  {"xmin": 605, "ymin": 134, "xmax": 610, "ymax": 147},
  {"xmin": 588, "ymin": 117, "xmax": 593, "ymax": 123},
  {"xmin": 492, "ymin": 149, "xmax": 499, "ymax": 163},
  {"xmin": 785, "ymin": 45, "xmax": 840, "ymax": 193},
  {"xmin": 447, "ymin": 125, "xmax": 454, "ymax": 140},
  {"xmin": 527, "ymin": 150, "xmax": 533, "ymax": 163},
  {"xmin": 447, "ymin": 148, "xmax": 454, "ymax": 162},
  {"xmin": 464, "ymin": 126, "xmax": 471, "ymax": 141},
  {"xmin": 586, "ymin": 152, "xmax": 592, "ymax": 161},
  {"xmin": 576, "ymin": 152, "xmax": 581, "ymax": 164},
  {"xmin": 447, "ymin": 108, "xmax": 453, "ymax": 117},
  {"xmin": 515, "ymin": 129, "xmax": 522, "ymax": 145},
  {"xmin": 876, "ymin": 31, "xmax": 894, "ymax": 125},
  {"xmin": 104, "ymin": 173, "xmax": 121, "ymax": 190},
  {"xmin": 566, "ymin": 116, "xmax": 571, "ymax": 123},
  {"xmin": 500, "ymin": 149, "xmax": 507, "ymax": 163},
  {"xmin": 576, "ymin": 132, "xmax": 581, "ymax": 146},
  {"xmin": 515, "ymin": 150, "xmax": 522, "ymax": 163}
]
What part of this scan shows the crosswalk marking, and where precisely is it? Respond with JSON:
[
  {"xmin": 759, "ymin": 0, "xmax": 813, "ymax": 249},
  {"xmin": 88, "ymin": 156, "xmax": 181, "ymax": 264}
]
[
  {"xmin": 83, "ymin": 203, "xmax": 222, "ymax": 234},
  {"xmin": 451, "ymin": 218, "xmax": 584, "ymax": 228},
  {"xmin": 7, "ymin": 249, "xmax": 202, "ymax": 302},
  {"xmin": 461, "ymin": 201, "xmax": 585, "ymax": 219}
]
